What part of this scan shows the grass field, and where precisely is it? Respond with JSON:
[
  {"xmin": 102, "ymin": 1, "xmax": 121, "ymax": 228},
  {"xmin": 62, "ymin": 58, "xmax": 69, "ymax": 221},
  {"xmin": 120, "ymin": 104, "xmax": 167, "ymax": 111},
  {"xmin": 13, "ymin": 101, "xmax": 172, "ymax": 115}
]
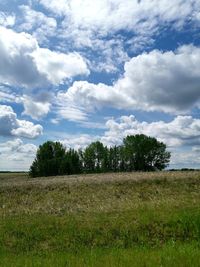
[{"xmin": 1, "ymin": 171, "xmax": 200, "ymax": 266}]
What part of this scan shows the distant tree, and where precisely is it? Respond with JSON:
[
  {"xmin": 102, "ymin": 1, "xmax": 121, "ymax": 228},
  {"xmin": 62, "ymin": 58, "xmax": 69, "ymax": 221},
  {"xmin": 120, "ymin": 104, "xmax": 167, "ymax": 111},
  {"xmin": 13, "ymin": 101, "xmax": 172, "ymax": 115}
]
[
  {"xmin": 123, "ymin": 134, "xmax": 170, "ymax": 171},
  {"xmin": 102, "ymin": 146, "xmax": 109, "ymax": 172},
  {"xmin": 29, "ymin": 141, "xmax": 66, "ymax": 177},
  {"xmin": 108, "ymin": 146, "xmax": 120, "ymax": 172},
  {"xmin": 118, "ymin": 146, "xmax": 127, "ymax": 172},
  {"xmin": 29, "ymin": 159, "xmax": 39, "ymax": 178},
  {"xmin": 29, "ymin": 135, "xmax": 170, "ymax": 177},
  {"xmin": 83, "ymin": 141, "xmax": 106, "ymax": 173},
  {"xmin": 60, "ymin": 149, "xmax": 82, "ymax": 175},
  {"xmin": 82, "ymin": 144, "xmax": 96, "ymax": 173}
]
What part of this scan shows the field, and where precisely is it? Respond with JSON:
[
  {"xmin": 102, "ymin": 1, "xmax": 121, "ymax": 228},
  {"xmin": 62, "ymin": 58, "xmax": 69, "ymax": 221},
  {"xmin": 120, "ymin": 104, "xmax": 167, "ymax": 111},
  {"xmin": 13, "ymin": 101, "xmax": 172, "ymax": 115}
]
[{"xmin": 1, "ymin": 171, "xmax": 200, "ymax": 266}]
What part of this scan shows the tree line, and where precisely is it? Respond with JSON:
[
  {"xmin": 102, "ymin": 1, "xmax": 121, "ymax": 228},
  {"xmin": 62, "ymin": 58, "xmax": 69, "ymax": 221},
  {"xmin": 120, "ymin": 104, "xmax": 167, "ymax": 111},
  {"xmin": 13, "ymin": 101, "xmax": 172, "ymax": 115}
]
[{"xmin": 29, "ymin": 134, "xmax": 171, "ymax": 177}]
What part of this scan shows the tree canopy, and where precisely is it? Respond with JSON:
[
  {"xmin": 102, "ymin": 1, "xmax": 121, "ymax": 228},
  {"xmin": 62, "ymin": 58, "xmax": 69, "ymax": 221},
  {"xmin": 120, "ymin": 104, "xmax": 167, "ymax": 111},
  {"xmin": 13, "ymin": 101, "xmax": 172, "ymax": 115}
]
[
  {"xmin": 29, "ymin": 134, "xmax": 171, "ymax": 177},
  {"xmin": 123, "ymin": 134, "xmax": 170, "ymax": 171}
]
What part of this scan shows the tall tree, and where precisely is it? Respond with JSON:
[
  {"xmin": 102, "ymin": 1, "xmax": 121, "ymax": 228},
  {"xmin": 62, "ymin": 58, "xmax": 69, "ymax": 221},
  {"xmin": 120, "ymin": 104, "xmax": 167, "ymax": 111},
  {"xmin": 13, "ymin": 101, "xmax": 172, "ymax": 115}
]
[
  {"xmin": 29, "ymin": 141, "xmax": 66, "ymax": 177},
  {"xmin": 123, "ymin": 134, "xmax": 170, "ymax": 171},
  {"xmin": 108, "ymin": 146, "xmax": 120, "ymax": 172},
  {"xmin": 83, "ymin": 141, "xmax": 106, "ymax": 173},
  {"xmin": 60, "ymin": 148, "xmax": 82, "ymax": 175}
]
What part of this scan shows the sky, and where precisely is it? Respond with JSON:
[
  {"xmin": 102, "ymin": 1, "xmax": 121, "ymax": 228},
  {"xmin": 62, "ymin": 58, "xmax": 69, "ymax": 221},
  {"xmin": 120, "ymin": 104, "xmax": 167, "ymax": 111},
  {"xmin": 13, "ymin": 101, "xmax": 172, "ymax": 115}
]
[{"xmin": 0, "ymin": 0, "xmax": 200, "ymax": 171}]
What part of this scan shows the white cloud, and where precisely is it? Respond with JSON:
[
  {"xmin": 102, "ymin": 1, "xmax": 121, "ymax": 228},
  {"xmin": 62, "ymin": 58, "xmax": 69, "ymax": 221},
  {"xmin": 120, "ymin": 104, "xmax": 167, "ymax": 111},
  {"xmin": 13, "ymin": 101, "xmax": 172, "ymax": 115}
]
[
  {"xmin": 56, "ymin": 114, "xmax": 200, "ymax": 168},
  {"xmin": 170, "ymin": 148, "xmax": 200, "ymax": 169},
  {"xmin": 0, "ymin": 86, "xmax": 18, "ymax": 103},
  {"xmin": 61, "ymin": 134, "xmax": 98, "ymax": 150},
  {"xmin": 86, "ymin": 38, "xmax": 130, "ymax": 73},
  {"xmin": 0, "ymin": 105, "xmax": 43, "ymax": 138},
  {"xmin": 56, "ymin": 88, "xmax": 90, "ymax": 122},
  {"xmin": 38, "ymin": 0, "xmax": 200, "ymax": 52},
  {"xmin": 40, "ymin": 0, "xmax": 197, "ymax": 33},
  {"xmin": 56, "ymin": 106, "xmax": 88, "ymax": 122},
  {"xmin": 56, "ymin": 81, "xmax": 121, "ymax": 122},
  {"xmin": 115, "ymin": 45, "xmax": 200, "ymax": 113},
  {"xmin": 0, "ymin": 11, "xmax": 15, "ymax": 27},
  {"xmin": 19, "ymin": 5, "xmax": 57, "ymax": 43},
  {"xmin": 0, "ymin": 26, "xmax": 89, "ymax": 88},
  {"xmin": 101, "ymin": 115, "xmax": 200, "ymax": 148},
  {"xmin": 57, "ymin": 45, "xmax": 200, "ymax": 117},
  {"xmin": 0, "ymin": 138, "xmax": 37, "ymax": 171},
  {"xmin": 56, "ymin": 114, "xmax": 200, "ymax": 151},
  {"xmin": 33, "ymin": 48, "xmax": 89, "ymax": 84},
  {"xmin": 21, "ymin": 95, "xmax": 51, "ymax": 120},
  {"xmin": 36, "ymin": 0, "xmax": 200, "ymax": 72},
  {"xmin": 37, "ymin": 0, "xmax": 69, "ymax": 16}
]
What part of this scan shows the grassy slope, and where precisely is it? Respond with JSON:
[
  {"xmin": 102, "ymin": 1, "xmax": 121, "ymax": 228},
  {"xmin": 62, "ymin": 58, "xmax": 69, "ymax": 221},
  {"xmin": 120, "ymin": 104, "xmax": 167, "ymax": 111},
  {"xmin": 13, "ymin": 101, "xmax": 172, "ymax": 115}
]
[{"xmin": 1, "ymin": 172, "xmax": 200, "ymax": 266}]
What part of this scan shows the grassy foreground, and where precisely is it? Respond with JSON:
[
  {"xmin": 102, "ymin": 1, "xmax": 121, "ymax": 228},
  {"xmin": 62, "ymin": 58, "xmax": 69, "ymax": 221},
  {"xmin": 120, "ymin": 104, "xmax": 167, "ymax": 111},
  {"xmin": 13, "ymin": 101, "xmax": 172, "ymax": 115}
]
[{"xmin": 1, "ymin": 171, "xmax": 200, "ymax": 266}]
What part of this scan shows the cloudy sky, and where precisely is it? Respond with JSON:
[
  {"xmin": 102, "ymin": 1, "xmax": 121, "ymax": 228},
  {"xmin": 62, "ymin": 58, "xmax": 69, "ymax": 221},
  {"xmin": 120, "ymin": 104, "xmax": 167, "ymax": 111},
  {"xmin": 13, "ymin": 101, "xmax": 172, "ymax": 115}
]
[{"xmin": 0, "ymin": 0, "xmax": 200, "ymax": 170}]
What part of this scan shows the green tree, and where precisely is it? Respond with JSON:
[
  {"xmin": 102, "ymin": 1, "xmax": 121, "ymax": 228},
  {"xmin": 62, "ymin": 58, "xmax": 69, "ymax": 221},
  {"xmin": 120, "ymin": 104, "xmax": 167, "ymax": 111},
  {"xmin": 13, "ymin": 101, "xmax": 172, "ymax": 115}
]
[
  {"xmin": 108, "ymin": 146, "xmax": 120, "ymax": 172},
  {"xmin": 102, "ymin": 146, "xmax": 109, "ymax": 172},
  {"xmin": 123, "ymin": 134, "xmax": 170, "ymax": 171},
  {"xmin": 29, "ymin": 135, "xmax": 170, "ymax": 177},
  {"xmin": 29, "ymin": 141, "xmax": 66, "ymax": 177},
  {"xmin": 119, "ymin": 145, "xmax": 126, "ymax": 172},
  {"xmin": 60, "ymin": 149, "xmax": 82, "ymax": 175},
  {"xmin": 83, "ymin": 141, "xmax": 106, "ymax": 173}
]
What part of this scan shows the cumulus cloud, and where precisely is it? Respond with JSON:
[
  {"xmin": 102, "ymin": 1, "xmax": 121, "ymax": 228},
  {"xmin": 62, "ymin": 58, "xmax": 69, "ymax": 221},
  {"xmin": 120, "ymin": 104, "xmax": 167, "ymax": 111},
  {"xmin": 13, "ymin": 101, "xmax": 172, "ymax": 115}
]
[
  {"xmin": 0, "ymin": 26, "xmax": 89, "ymax": 88},
  {"xmin": 56, "ymin": 114, "xmax": 200, "ymax": 168},
  {"xmin": 101, "ymin": 115, "xmax": 200, "ymax": 147},
  {"xmin": 21, "ymin": 95, "xmax": 51, "ymax": 120},
  {"xmin": 0, "ymin": 139, "xmax": 37, "ymax": 171},
  {"xmin": 115, "ymin": 45, "xmax": 200, "ymax": 113},
  {"xmin": 0, "ymin": 105, "xmax": 43, "ymax": 138},
  {"xmin": 33, "ymin": 49, "xmax": 89, "ymax": 84},
  {"xmin": 57, "ymin": 45, "xmax": 200, "ymax": 117},
  {"xmin": 61, "ymin": 134, "xmax": 98, "ymax": 150},
  {"xmin": 57, "ymin": 114, "xmax": 200, "ymax": 151},
  {"xmin": 56, "ymin": 81, "xmax": 121, "ymax": 122},
  {"xmin": 34, "ymin": 0, "xmax": 200, "ymax": 72}
]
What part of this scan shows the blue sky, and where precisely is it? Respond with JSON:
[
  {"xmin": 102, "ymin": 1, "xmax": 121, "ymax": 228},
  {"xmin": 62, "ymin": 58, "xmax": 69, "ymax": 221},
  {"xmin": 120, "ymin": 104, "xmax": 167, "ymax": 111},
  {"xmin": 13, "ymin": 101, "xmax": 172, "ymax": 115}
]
[{"xmin": 0, "ymin": 0, "xmax": 200, "ymax": 170}]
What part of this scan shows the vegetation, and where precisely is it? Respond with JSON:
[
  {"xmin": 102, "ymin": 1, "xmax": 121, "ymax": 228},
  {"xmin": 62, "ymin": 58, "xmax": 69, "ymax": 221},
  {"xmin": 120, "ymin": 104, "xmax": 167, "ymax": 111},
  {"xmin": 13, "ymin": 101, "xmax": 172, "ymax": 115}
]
[
  {"xmin": 30, "ymin": 134, "xmax": 170, "ymax": 177},
  {"xmin": 0, "ymin": 171, "xmax": 200, "ymax": 266}
]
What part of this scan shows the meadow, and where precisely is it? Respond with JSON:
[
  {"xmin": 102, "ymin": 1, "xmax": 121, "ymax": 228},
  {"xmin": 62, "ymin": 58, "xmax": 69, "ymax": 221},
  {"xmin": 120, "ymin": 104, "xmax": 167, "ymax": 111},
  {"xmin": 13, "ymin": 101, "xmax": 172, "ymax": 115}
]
[{"xmin": 1, "ymin": 171, "xmax": 200, "ymax": 266}]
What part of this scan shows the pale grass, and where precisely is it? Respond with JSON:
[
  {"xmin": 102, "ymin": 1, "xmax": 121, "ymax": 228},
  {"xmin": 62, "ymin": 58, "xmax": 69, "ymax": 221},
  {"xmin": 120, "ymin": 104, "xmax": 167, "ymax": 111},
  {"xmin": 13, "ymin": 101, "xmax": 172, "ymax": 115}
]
[
  {"xmin": 0, "ymin": 171, "xmax": 199, "ymax": 188},
  {"xmin": 0, "ymin": 171, "xmax": 200, "ymax": 217}
]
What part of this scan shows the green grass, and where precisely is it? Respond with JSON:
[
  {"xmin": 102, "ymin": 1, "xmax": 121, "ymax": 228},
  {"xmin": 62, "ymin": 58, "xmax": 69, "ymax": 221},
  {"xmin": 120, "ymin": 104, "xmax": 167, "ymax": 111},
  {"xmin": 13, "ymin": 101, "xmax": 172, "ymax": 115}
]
[
  {"xmin": 1, "ymin": 171, "xmax": 200, "ymax": 266},
  {"xmin": 1, "ymin": 244, "xmax": 200, "ymax": 267}
]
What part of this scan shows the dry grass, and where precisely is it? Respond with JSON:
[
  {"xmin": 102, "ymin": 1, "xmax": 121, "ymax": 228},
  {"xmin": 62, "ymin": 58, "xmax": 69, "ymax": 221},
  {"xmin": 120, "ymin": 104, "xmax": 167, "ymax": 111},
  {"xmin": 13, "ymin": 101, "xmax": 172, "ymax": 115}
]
[
  {"xmin": 0, "ymin": 171, "xmax": 200, "ymax": 217},
  {"xmin": 0, "ymin": 171, "xmax": 199, "ymax": 188}
]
